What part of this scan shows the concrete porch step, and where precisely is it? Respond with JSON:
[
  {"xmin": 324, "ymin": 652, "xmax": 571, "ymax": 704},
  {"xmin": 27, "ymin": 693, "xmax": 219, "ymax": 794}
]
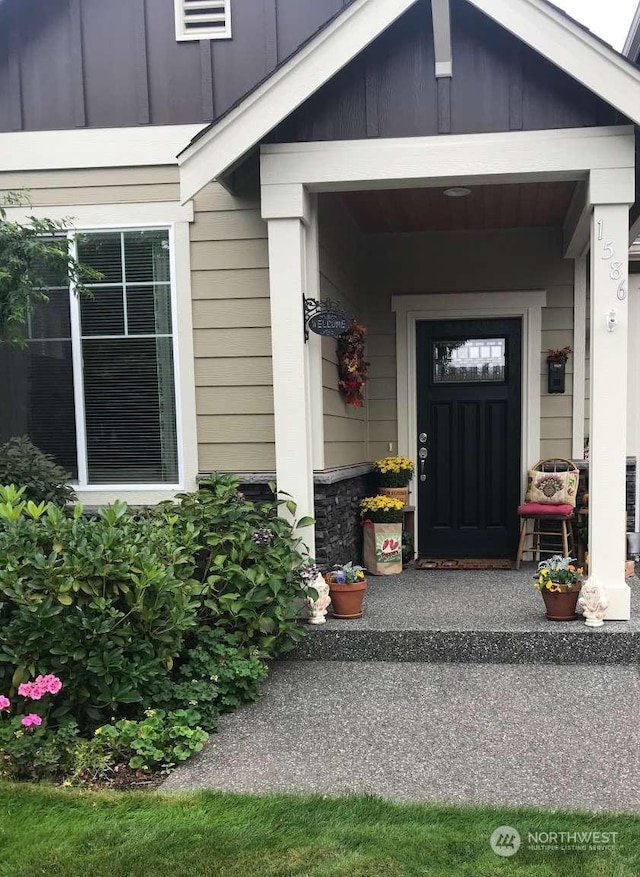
[{"xmin": 288, "ymin": 568, "xmax": 640, "ymax": 664}]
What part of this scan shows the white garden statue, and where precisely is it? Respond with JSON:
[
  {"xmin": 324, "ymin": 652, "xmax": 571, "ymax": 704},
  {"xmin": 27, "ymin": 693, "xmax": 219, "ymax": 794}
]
[
  {"xmin": 303, "ymin": 567, "xmax": 331, "ymax": 625},
  {"xmin": 578, "ymin": 580, "xmax": 608, "ymax": 628}
]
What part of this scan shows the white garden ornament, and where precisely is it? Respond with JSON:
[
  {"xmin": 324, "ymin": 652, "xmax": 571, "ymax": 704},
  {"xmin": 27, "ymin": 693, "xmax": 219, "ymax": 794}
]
[
  {"xmin": 578, "ymin": 580, "xmax": 608, "ymax": 628},
  {"xmin": 306, "ymin": 572, "xmax": 331, "ymax": 625}
]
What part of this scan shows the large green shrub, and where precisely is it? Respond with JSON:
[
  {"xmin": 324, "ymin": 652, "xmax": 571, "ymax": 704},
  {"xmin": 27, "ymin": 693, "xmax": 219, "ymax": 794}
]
[
  {"xmin": 0, "ymin": 475, "xmax": 311, "ymax": 740},
  {"xmin": 162, "ymin": 475, "xmax": 312, "ymax": 657},
  {"xmin": 0, "ymin": 437, "xmax": 76, "ymax": 505},
  {"xmin": 0, "ymin": 486, "xmax": 202, "ymax": 728}
]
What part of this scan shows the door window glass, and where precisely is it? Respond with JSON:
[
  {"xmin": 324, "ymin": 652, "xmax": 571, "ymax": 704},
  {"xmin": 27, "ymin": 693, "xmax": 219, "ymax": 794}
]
[{"xmin": 433, "ymin": 338, "xmax": 506, "ymax": 384}]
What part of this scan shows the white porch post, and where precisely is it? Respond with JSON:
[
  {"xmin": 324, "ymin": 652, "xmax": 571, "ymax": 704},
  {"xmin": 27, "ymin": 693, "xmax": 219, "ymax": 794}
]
[
  {"xmin": 588, "ymin": 186, "xmax": 633, "ymax": 619},
  {"xmin": 262, "ymin": 184, "xmax": 316, "ymax": 554}
]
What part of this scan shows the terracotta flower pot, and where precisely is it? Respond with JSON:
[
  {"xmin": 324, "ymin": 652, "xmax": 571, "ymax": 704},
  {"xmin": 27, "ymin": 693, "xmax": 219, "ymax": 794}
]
[
  {"xmin": 329, "ymin": 579, "xmax": 368, "ymax": 619},
  {"xmin": 379, "ymin": 486, "xmax": 409, "ymax": 507},
  {"xmin": 540, "ymin": 582, "xmax": 582, "ymax": 621}
]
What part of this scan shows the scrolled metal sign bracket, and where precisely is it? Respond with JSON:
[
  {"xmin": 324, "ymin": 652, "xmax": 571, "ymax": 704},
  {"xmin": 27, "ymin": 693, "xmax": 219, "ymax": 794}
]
[{"xmin": 303, "ymin": 296, "xmax": 353, "ymax": 341}]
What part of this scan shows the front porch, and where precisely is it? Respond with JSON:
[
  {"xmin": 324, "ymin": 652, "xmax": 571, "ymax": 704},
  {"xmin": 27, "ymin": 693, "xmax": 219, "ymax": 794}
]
[
  {"xmin": 259, "ymin": 126, "xmax": 637, "ymax": 621},
  {"xmin": 291, "ymin": 568, "xmax": 640, "ymax": 663}
]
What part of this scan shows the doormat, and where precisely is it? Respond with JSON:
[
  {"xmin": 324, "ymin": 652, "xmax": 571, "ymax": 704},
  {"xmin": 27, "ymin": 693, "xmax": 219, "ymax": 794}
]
[{"xmin": 415, "ymin": 558, "xmax": 513, "ymax": 571}]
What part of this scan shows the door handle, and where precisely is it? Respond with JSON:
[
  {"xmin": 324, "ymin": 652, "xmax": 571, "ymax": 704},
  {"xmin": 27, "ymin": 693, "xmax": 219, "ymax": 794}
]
[{"xmin": 418, "ymin": 446, "xmax": 427, "ymax": 481}]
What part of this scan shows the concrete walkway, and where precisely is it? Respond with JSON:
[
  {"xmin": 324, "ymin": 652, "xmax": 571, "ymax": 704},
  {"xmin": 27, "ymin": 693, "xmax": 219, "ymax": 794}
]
[{"xmin": 164, "ymin": 661, "xmax": 640, "ymax": 812}]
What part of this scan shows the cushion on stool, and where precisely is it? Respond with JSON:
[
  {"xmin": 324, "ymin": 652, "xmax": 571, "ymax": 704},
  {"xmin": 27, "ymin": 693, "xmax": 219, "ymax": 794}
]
[{"xmin": 517, "ymin": 502, "xmax": 574, "ymax": 518}]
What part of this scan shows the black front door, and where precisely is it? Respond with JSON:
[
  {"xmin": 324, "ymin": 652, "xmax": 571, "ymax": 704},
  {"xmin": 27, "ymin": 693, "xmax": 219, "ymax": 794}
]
[{"xmin": 416, "ymin": 319, "xmax": 522, "ymax": 559}]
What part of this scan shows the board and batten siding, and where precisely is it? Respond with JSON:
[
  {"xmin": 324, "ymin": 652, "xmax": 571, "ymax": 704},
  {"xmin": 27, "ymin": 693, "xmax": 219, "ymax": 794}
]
[
  {"xmin": 191, "ymin": 182, "xmax": 275, "ymax": 473},
  {"xmin": 318, "ymin": 194, "xmax": 368, "ymax": 469},
  {"xmin": 361, "ymin": 226, "xmax": 575, "ymax": 463}
]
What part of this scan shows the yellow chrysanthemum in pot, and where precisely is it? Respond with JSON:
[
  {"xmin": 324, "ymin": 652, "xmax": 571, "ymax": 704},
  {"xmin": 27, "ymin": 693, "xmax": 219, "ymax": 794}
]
[{"xmin": 374, "ymin": 455, "xmax": 415, "ymax": 488}]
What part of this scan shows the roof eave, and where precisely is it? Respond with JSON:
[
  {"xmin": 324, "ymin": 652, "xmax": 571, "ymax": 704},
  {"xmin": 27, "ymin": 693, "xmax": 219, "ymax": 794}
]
[{"xmin": 178, "ymin": 0, "xmax": 640, "ymax": 204}]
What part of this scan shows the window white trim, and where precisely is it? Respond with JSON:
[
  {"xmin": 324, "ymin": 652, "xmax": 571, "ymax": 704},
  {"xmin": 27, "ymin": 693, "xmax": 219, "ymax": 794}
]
[
  {"xmin": 32, "ymin": 221, "xmax": 198, "ymax": 504},
  {"xmin": 391, "ymin": 291, "xmax": 546, "ymax": 553},
  {"xmin": 68, "ymin": 236, "xmax": 89, "ymax": 487},
  {"xmin": 69, "ymin": 226, "xmax": 182, "ymax": 492},
  {"xmin": 174, "ymin": 0, "xmax": 232, "ymax": 41}
]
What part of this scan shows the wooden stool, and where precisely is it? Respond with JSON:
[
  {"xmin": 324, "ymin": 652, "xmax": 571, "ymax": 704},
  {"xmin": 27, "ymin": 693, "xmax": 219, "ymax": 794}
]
[{"xmin": 515, "ymin": 503, "xmax": 575, "ymax": 569}]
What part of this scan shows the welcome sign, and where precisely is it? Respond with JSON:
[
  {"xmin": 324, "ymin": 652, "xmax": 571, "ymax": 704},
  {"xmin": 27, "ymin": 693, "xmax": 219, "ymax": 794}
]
[{"xmin": 307, "ymin": 311, "xmax": 349, "ymax": 337}]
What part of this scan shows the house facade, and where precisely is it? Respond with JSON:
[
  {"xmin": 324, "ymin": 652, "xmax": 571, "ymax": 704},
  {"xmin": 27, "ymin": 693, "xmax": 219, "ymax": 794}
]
[{"xmin": 1, "ymin": 0, "xmax": 640, "ymax": 619}]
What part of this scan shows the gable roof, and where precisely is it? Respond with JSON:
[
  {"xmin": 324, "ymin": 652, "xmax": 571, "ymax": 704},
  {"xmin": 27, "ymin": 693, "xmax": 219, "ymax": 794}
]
[
  {"xmin": 624, "ymin": 2, "xmax": 640, "ymax": 61},
  {"xmin": 179, "ymin": 0, "xmax": 640, "ymax": 202}
]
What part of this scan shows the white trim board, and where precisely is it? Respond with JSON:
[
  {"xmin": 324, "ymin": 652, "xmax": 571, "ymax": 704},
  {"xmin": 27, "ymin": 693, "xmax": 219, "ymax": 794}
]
[
  {"xmin": 571, "ymin": 255, "xmax": 587, "ymax": 459},
  {"xmin": 0, "ymin": 125, "xmax": 204, "ymax": 173},
  {"xmin": 179, "ymin": 0, "xmax": 640, "ymax": 200},
  {"xmin": 261, "ymin": 127, "xmax": 635, "ymax": 193},
  {"xmin": 391, "ymin": 291, "xmax": 546, "ymax": 550}
]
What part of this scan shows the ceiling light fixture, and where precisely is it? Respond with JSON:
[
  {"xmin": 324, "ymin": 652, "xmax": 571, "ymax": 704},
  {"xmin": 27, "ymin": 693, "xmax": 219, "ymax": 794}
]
[{"xmin": 443, "ymin": 187, "xmax": 471, "ymax": 198}]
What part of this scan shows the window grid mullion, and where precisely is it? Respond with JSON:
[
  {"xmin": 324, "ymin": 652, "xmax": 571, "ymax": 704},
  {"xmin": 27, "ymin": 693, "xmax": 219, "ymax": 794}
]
[
  {"xmin": 67, "ymin": 234, "xmax": 89, "ymax": 487},
  {"xmin": 120, "ymin": 231, "xmax": 129, "ymax": 337}
]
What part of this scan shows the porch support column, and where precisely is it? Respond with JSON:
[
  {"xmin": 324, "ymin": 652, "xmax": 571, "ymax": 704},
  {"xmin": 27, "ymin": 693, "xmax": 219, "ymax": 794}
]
[
  {"xmin": 588, "ymin": 173, "xmax": 634, "ymax": 620},
  {"xmin": 262, "ymin": 184, "xmax": 315, "ymax": 554}
]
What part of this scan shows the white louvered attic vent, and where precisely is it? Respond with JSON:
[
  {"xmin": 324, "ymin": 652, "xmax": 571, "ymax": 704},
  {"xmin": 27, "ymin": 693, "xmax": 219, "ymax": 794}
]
[{"xmin": 175, "ymin": 0, "xmax": 232, "ymax": 41}]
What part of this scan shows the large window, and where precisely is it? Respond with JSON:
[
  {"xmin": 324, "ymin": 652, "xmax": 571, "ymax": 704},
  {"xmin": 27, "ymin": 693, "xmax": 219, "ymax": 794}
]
[{"xmin": 0, "ymin": 228, "xmax": 180, "ymax": 487}]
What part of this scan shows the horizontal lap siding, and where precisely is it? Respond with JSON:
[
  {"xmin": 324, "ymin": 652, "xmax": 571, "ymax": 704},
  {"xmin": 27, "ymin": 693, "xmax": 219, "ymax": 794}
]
[
  {"xmin": 191, "ymin": 182, "xmax": 275, "ymax": 473},
  {"xmin": 318, "ymin": 194, "xmax": 367, "ymax": 469},
  {"xmin": 0, "ymin": 166, "xmax": 180, "ymax": 205},
  {"xmin": 363, "ymin": 227, "xmax": 575, "ymax": 464},
  {"xmin": 540, "ymin": 285, "xmax": 573, "ymax": 460}
]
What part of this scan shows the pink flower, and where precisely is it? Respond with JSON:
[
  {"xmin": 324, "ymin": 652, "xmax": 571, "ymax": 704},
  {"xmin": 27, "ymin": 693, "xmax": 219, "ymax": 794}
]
[
  {"xmin": 16, "ymin": 675, "xmax": 63, "ymax": 700},
  {"xmin": 18, "ymin": 682, "xmax": 43, "ymax": 700},
  {"xmin": 21, "ymin": 714, "xmax": 42, "ymax": 728},
  {"xmin": 41, "ymin": 675, "xmax": 63, "ymax": 695},
  {"xmin": 0, "ymin": 696, "xmax": 10, "ymax": 712}
]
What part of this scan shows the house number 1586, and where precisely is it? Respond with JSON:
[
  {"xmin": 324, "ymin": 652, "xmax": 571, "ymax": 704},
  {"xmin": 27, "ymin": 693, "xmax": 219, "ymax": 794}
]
[{"xmin": 599, "ymin": 221, "xmax": 627, "ymax": 301}]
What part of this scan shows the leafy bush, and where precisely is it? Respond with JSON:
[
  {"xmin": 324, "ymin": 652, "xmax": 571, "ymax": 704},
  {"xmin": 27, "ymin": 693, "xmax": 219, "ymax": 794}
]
[
  {"xmin": 0, "ymin": 473, "xmax": 311, "ymax": 760},
  {"xmin": 0, "ymin": 486, "xmax": 202, "ymax": 728},
  {"xmin": 162, "ymin": 475, "xmax": 312, "ymax": 657},
  {"xmin": 0, "ymin": 437, "xmax": 76, "ymax": 505},
  {"xmin": 94, "ymin": 709, "xmax": 208, "ymax": 772},
  {"xmin": 151, "ymin": 628, "xmax": 267, "ymax": 731}
]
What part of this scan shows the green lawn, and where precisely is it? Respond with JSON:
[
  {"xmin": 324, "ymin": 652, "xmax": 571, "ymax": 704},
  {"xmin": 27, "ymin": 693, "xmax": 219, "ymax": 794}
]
[{"xmin": 1, "ymin": 782, "xmax": 639, "ymax": 877}]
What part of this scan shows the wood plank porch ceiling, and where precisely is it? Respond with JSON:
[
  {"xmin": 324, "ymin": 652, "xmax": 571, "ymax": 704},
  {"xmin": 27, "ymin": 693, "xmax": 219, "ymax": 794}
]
[{"xmin": 341, "ymin": 181, "xmax": 577, "ymax": 234}]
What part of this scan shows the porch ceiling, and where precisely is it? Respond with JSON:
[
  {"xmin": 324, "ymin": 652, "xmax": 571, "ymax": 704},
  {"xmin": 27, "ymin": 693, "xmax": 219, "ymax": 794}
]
[{"xmin": 341, "ymin": 181, "xmax": 577, "ymax": 234}]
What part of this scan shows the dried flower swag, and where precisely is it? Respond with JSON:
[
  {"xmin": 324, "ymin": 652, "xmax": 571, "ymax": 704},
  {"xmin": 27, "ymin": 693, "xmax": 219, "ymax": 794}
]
[{"xmin": 337, "ymin": 320, "xmax": 369, "ymax": 407}]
